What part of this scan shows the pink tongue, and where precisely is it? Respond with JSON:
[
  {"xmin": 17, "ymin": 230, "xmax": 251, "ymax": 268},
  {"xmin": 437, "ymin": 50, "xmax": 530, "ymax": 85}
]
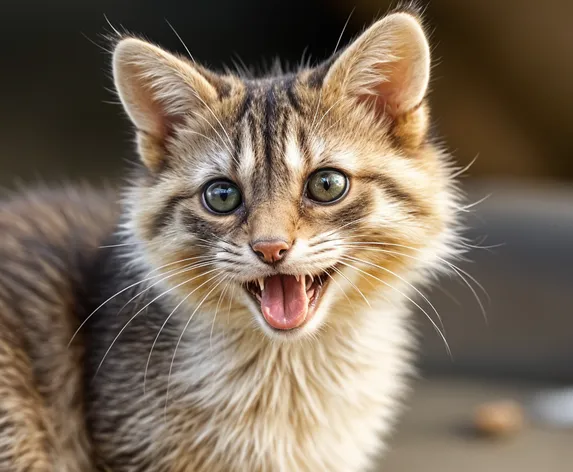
[{"xmin": 261, "ymin": 275, "xmax": 308, "ymax": 330}]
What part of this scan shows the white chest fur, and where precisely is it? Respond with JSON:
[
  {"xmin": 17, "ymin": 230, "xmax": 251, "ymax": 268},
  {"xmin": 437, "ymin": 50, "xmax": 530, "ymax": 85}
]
[{"xmin": 160, "ymin": 301, "xmax": 415, "ymax": 472}]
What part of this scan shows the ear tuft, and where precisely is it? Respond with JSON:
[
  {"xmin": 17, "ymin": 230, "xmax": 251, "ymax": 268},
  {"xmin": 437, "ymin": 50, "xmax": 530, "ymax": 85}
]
[{"xmin": 324, "ymin": 12, "xmax": 430, "ymax": 122}]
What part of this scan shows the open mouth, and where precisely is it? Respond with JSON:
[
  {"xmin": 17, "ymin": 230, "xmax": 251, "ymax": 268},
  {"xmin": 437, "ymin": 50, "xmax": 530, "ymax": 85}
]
[{"xmin": 245, "ymin": 271, "xmax": 332, "ymax": 331}]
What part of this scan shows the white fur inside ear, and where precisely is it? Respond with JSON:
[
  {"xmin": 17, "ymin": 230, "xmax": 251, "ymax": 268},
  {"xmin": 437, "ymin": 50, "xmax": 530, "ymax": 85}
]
[
  {"xmin": 325, "ymin": 12, "xmax": 430, "ymax": 117},
  {"xmin": 113, "ymin": 38, "xmax": 217, "ymax": 139}
]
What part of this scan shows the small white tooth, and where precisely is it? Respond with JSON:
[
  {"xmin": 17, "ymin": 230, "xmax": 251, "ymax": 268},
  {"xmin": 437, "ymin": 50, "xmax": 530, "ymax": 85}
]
[
  {"xmin": 256, "ymin": 294, "xmax": 262, "ymax": 302},
  {"xmin": 295, "ymin": 275, "xmax": 300, "ymax": 282},
  {"xmin": 310, "ymin": 274, "xmax": 314, "ymax": 284},
  {"xmin": 258, "ymin": 278, "xmax": 265, "ymax": 291}
]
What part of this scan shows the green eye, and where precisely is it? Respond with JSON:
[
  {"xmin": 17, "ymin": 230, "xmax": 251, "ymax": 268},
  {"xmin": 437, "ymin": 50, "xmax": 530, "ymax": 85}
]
[
  {"xmin": 306, "ymin": 169, "xmax": 348, "ymax": 203},
  {"xmin": 203, "ymin": 180, "xmax": 242, "ymax": 214}
]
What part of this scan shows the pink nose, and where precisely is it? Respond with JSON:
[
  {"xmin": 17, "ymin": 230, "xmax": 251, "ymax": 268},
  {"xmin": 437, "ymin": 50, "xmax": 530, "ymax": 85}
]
[{"xmin": 251, "ymin": 239, "xmax": 291, "ymax": 264}]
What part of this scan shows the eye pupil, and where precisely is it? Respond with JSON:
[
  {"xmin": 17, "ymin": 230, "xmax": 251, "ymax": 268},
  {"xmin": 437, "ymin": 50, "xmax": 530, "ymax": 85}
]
[{"xmin": 306, "ymin": 169, "xmax": 348, "ymax": 204}]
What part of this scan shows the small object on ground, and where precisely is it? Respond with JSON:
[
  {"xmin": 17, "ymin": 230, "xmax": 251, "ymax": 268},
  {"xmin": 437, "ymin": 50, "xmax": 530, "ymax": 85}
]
[
  {"xmin": 529, "ymin": 387, "xmax": 573, "ymax": 429},
  {"xmin": 473, "ymin": 399, "xmax": 525, "ymax": 438}
]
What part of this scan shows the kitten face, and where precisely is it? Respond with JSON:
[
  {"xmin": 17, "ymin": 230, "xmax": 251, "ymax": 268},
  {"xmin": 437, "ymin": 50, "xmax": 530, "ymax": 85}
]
[{"xmin": 114, "ymin": 12, "xmax": 460, "ymax": 340}]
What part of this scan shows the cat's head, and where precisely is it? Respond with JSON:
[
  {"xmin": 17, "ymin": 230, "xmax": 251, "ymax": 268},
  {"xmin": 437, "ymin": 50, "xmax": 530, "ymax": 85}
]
[{"xmin": 113, "ymin": 11, "xmax": 460, "ymax": 340}]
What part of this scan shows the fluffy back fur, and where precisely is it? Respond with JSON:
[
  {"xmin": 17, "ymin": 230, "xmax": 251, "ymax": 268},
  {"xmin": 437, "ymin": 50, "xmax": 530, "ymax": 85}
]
[{"xmin": 0, "ymin": 8, "xmax": 462, "ymax": 472}]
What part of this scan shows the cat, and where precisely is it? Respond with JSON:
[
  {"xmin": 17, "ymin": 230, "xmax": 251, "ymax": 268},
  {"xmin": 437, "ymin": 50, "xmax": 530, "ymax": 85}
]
[{"xmin": 0, "ymin": 8, "xmax": 462, "ymax": 472}]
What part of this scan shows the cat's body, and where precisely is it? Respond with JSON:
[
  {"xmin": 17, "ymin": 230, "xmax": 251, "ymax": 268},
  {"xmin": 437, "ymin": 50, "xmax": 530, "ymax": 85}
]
[
  {"xmin": 0, "ymin": 10, "xmax": 462, "ymax": 472},
  {"xmin": 0, "ymin": 189, "xmax": 414, "ymax": 472},
  {"xmin": 0, "ymin": 188, "xmax": 117, "ymax": 471}
]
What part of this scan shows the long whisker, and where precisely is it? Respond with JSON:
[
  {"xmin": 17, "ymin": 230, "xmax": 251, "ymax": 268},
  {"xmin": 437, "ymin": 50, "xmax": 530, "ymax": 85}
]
[
  {"xmin": 117, "ymin": 261, "xmax": 216, "ymax": 316},
  {"xmin": 337, "ymin": 259, "xmax": 451, "ymax": 358},
  {"xmin": 165, "ymin": 274, "xmax": 227, "ymax": 417},
  {"xmin": 210, "ymin": 277, "xmax": 231, "ymax": 350},
  {"xmin": 189, "ymin": 94, "xmax": 240, "ymax": 168},
  {"xmin": 309, "ymin": 9, "xmax": 354, "ymax": 135},
  {"xmin": 450, "ymin": 154, "xmax": 479, "ymax": 179},
  {"xmin": 99, "ymin": 237, "xmax": 170, "ymax": 249},
  {"xmin": 226, "ymin": 283, "xmax": 236, "ymax": 326},
  {"xmin": 341, "ymin": 254, "xmax": 445, "ymax": 333},
  {"xmin": 340, "ymin": 237, "xmax": 490, "ymax": 301},
  {"xmin": 434, "ymin": 284, "xmax": 462, "ymax": 307},
  {"xmin": 358, "ymin": 245, "xmax": 486, "ymax": 323},
  {"xmin": 185, "ymin": 130, "xmax": 227, "ymax": 154},
  {"xmin": 99, "ymin": 242, "xmax": 139, "ymax": 248},
  {"xmin": 458, "ymin": 193, "xmax": 491, "ymax": 212},
  {"xmin": 312, "ymin": 95, "xmax": 347, "ymax": 134},
  {"xmin": 320, "ymin": 114, "xmax": 346, "ymax": 137},
  {"xmin": 164, "ymin": 21, "xmax": 238, "ymax": 163},
  {"xmin": 165, "ymin": 19, "xmax": 196, "ymax": 64},
  {"xmin": 459, "ymin": 238, "xmax": 505, "ymax": 251},
  {"xmin": 68, "ymin": 263, "xmax": 205, "ymax": 346},
  {"xmin": 192, "ymin": 243, "xmax": 230, "ymax": 254},
  {"xmin": 189, "ymin": 110, "xmax": 235, "ymax": 159},
  {"xmin": 308, "ymin": 216, "xmax": 372, "ymax": 246},
  {"xmin": 142, "ymin": 271, "xmax": 223, "ymax": 393},
  {"xmin": 93, "ymin": 268, "xmax": 221, "ymax": 379},
  {"xmin": 195, "ymin": 234, "xmax": 239, "ymax": 249},
  {"xmin": 330, "ymin": 265, "xmax": 371, "ymax": 307},
  {"xmin": 324, "ymin": 271, "xmax": 357, "ymax": 315},
  {"xmin": 145, "ymin": 255, "xmax": 213, "ymax": 276},
  {"xmin": 340, "ymin": 240, "xmax": 489, "ymax": 320}
]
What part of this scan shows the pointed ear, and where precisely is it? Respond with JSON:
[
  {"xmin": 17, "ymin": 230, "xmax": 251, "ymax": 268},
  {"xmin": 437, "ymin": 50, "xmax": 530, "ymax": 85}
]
[
  {"xmin": 323, "ymin": 12, "xmax": 431, "ymax": 146},
  {"xmin": 112, "ymin": 38, "xmax": 226, "ymax": 171}
]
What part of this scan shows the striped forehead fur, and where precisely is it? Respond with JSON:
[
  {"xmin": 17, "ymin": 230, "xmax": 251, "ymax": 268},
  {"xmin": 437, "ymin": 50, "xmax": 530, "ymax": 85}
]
[{"xmin": 127, "ymin": 73, "xmax": 434, "ymax": 241}]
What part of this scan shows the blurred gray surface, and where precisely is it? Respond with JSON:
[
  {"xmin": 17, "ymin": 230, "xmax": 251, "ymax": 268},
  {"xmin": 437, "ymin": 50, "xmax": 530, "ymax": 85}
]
[{"xmin": 419, "ymin": 179, "xmax": 573, "ymax": 381}]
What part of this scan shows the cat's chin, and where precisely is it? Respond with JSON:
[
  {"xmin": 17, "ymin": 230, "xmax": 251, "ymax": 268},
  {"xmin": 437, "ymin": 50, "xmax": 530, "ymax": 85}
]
[{"xmin": 243, "ymin": 269, "xmax": 334, "ymax": 338}]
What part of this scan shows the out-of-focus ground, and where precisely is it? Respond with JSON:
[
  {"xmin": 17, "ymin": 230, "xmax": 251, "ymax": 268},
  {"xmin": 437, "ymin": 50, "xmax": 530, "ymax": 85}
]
[{"xmin": 381, "ymin": 378, "xmax": 573, "ymax": 472}]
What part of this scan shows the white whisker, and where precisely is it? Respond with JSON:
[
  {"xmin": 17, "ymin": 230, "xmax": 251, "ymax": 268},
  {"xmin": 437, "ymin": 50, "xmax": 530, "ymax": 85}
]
[
  {"xmin": 143, "ymin": 270, "xmax": 223, "ymax": 393},
  {"xmin": 94, "ymin": 267, "xmax": 221, "ymax": 379},
  {"xmin": 165, "ymin": 19, "xmax": 196, "ymax": 64},
  {"xmin": 165, "ymin": 274, "xmax": 227, "ymax": 418},
  {"xmin": 185, "ymin": 130, "xmax": 227, "ymax": 153},
  {"xmin": 226, "ymin": 283, "xmax": 236, "ymax": 326},
  {"xmin": 211, "ymin": 277, "xmax": 231, "ymax": 350},
  {"xmin": 68, "ymin": 262, "xmax": 207, "ymax": 347},
  {"xmin": 331, "ymin": 265, "xmax": 371, "ymax": 307},
  {"xmin": 312, "ymin": 95, "xmax": 347, "ymax": 134},
  {"xmin": 164, "ymin": 21, "xmax": 238, "ymax": 166},
  {"xmin": 189, "ymin": 110, "xmax": 235, "ymax": 159},
  {"xmin": 117, "ymin": 261, "xmax": 216, "ymax": 316},
  {"xmin": 457, "ymin": 193, "xmax": 491, "ymax": 212},
  {"xmin": 324, "ymin": 271, "xmax": 357, "ymax": 315},
  {"xmin": 308, "ymin": 216, "xmax": 371, "ymax": 245},
  {"xmin": 146, "ymin": 255, "xmax": 213, "ymax": 276},
  {"xmin": 337, "ymin": 259, "xmax": 452, "ymax": 358},
  {"xmin": 309, "ymin": 9, "xmax": 354, "ymax": 136},
  {"xmin": 342, "ymin": 254, "xmax": 445, "ymax": 333},
  {"xmin": 450, "ymin": 154, "xmax": 479, "ymax": 179},
  {"xmin": 339, "ymin": 240, "xmax": 489, "ymax": 322}
]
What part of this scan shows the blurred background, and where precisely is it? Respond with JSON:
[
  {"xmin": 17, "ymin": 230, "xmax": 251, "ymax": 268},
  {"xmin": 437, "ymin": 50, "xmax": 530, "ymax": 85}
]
[{"xmin": 1, "ymin": 1, "xmax": 572, "ymax": 470}]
